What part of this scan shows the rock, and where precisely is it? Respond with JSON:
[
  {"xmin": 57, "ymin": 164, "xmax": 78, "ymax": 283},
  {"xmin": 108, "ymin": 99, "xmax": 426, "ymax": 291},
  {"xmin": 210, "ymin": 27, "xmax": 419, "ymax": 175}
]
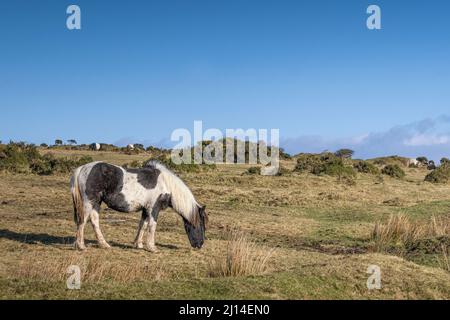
[{"xmin": 260, "ymin": 166, "xmax": 279, "ymax": 176}]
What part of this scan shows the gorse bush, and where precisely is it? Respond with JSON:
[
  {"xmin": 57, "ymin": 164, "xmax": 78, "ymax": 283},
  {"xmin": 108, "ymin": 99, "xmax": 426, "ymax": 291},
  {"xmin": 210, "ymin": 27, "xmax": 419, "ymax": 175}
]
[
  {"xmin": 417, "ymin": 156, "xmax": 429, "ymax": 166},
  {"xmin": 187, "ymin": 139, "xmax": 285, "ymax": 164},
  {"xmin": 144, "ymin": 154, "xmax": 216, "ymax": 173},
  {"xmin": 381, "ymin": 164, "xmax": 405, "ymax": 179},
  {"xmin": 0, "ymin": 142, "xmax": 32, "ymax": 173},
  {"xmin": 123, "ymin": 160, "xmax": 143, "ymax": 169},
  {"xmin": 0, "ymin": 142, "xmax": 93, "ymax": 175},
  {"xmin": 295, "ymin": 153, "xmax": 356, "ymax": 181},
  {"xmin": 353, "ymin": 160, "xmax": 380, "ymax": 175},
  {"xmin": 372, "ymin": 156, "xmax": 409, "ymax": 167},
  {"xmin": 425, "ymin": 162, "xmax": 450, "ymax": 183},
  {"xmin": 46, "ymin": 155, "xmax": 94, "ymax": 174},
  {"xmin": 334, "ymin": 148, "xmax": 354, "ymax": 159},
  {"xmin": 440, "ymin": 157, "xmax": 450, "ymax": 166},
  {"xmin": 294, "ymin": 153, "xmax": 322, "ymax": 172}
]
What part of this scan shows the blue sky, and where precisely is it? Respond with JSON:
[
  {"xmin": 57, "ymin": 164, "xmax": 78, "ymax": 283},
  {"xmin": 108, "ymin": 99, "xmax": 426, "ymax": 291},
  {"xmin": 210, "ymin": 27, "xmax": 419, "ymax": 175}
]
[{"xmin": 1, "ymin": 0, "xmax": 449, "ymax": 159}]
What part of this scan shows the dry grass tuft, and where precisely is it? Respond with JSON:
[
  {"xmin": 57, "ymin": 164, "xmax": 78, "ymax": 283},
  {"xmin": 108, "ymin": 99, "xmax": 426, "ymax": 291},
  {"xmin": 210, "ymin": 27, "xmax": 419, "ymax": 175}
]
[
  {"xmin": 372, "ymin": 214, "xmax": 421, "ymax": 251},
  {"xmin": 372, "ymin": 214, "xmax": 450, "ymax": 271},
  {"xmin": 11, "ymin": 252, "xmax": 168, "ymax": 283},
  {"xmin": 372, "ymin": 214, "xmax": 449, "ymax": 251},
  {"xmin": 436, "ymin": 244, "xmax": 450, "ymax": 272},
  {"xmin": 208, "ymin": 229, "xmax": 274, "ymax": 277}
]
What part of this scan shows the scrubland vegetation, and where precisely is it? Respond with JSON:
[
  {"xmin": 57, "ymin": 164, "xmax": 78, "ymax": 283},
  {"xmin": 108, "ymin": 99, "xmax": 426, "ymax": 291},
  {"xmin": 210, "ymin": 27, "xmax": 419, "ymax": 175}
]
[{"xmin": 0, "ymin": 141, "xmax": 449, "ymax": 299}]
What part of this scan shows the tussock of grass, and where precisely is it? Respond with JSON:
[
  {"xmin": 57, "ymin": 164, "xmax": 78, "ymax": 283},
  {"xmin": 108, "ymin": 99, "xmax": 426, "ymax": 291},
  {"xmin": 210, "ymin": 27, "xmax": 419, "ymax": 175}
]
[
  {"xmin": 208, "ymin": 230, "xmax": 274, "ymax": 277},
  {"xmin": 436, "ymin": 244, "xmax": 450, "ymax": 272},
  {"xmin": 371, "ymin": 214, "xmax": 450, "ymax": 271},
  {"xmin": 11, "ymin": 253, "xmax": 167, "ymax": 283}
]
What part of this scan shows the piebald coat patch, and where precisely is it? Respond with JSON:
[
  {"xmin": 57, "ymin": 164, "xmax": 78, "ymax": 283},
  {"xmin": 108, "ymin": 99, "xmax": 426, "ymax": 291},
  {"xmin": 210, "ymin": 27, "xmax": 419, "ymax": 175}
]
[{"xmin": 70, "ymin": 161, "xmax": 207, "ymax": 251}]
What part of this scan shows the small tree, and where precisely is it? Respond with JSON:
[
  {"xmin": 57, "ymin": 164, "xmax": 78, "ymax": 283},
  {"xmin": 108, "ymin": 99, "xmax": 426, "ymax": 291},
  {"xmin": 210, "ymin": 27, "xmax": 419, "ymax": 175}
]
[
  {"xmin": 40, "ymin": 143, "xmax": 48, "ymax": 148},
  {"xmin": 440, "ymin": 157, "xmax": 450, "ymax": 166},
  {"xmin": 54, "ymin": 139, "xmax": 63, "ymax": 146},
  {"xmin": 427, "ymin": 160, "xmax": 436, "ymax": 170},
  {"xmin": 67, "ymin": 139, "xmax": 77, "ymax": 145},
  {"xmin": 416, "ymin": 156, "xmax": 429, "ymax": 166},
  {"xmin": 334, "ymin": 149, "xmax": 354, "ymax": 159}
]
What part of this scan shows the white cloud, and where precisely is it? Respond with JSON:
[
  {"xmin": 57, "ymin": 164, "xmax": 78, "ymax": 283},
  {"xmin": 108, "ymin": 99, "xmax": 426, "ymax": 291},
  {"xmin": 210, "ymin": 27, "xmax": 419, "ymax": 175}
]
[
  {"xmin": 281, "ymin": 116, "xmax": 450, "ymax": 161},
  {"xmin": 404, "ymin": 134, "xmax": 450, "ymax": 146}
]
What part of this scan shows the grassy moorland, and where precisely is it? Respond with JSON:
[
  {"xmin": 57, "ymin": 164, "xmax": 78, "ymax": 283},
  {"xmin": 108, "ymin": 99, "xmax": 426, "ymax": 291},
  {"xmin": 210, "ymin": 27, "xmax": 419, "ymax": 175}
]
[{"xmin": 0, "ymin": 148, "xmax": 449, "ymax": 299}]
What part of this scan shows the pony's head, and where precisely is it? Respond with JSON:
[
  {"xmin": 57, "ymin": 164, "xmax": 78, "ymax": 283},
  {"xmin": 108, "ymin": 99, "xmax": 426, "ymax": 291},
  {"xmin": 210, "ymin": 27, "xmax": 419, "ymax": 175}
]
[{"xmin": 183, "ymin": 205, "xmax": 208, "ymax": 249}]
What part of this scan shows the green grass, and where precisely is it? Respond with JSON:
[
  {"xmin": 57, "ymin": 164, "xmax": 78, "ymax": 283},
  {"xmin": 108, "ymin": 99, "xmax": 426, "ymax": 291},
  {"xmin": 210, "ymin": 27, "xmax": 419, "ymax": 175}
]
[{"xmin": 0, "ymin": 150, "xmax": 449, "ymax": 299}]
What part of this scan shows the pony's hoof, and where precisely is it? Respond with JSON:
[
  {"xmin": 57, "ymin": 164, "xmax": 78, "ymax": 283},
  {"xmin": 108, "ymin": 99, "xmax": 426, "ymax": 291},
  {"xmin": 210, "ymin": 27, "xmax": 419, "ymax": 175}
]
[
  {"xmin": 98, "ymin": 242, "xmax": 111, "ymax": 249},
  {"xmin": 74, "ymin": 242, "xmax": 86, "ymax": 251},
  {"xmin": 145, "ymin": 246, "xmax": 159, "ymax": 253},
  {"xmin": 134, "ymin": 242, "xmax": 144, "ymax": 249}
]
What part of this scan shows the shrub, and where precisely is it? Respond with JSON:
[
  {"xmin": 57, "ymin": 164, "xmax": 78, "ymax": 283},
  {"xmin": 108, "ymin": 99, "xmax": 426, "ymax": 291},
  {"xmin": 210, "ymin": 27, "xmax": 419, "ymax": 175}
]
[
  {"xmin": 189, "ymin": 138, "xmax": 282, "ymax": 164},
  {"xmin": 294, "ymin": 153, "xmax": 322, "ymax": 172},
  {"xmin": 353, "ymin": 160, "xmax": 380, "ymax": 175},
  {"xmin": 279, "ymin": 148, "xmax": 291, "ymax": 160},
  {"xmin": 246, "ymin": 167, "xmax": 260, "ymax": 175},
  {"xmin": 416, "ymin": 156, "xmax": 429, "ymax": 166},
  {"xmin": 30, "ymin": 158, "xmax": 53, "ymax": 175},
  {"xmin": 372, "ymin": 156, "xmax": 409, "ymax": 167},
  {"xmin": 99, "ymin": 143, "xmax": 120, "ymax": 152},
  {"xmin": 381, "ymin": 164, "xmax": 405, "ymax": 178},
  {"xmin": 425, "ymin": 165, "xmax": 450, "ymax": 183},
  {"xmin": 0, "ymin": 143, "xmax": 32, "ymax": 173},
  {"xmin": 67, "ymin": 139, "xmax": 77, "ymax": 145},
  {"xmin": 314, "ymin": 154, "xmax": 350, "ymax": 176},
  {"xmin": 208, "ymin": 229, "xmax": 273, "ymax": 277},
  {"xmin": 441, "ymin": 158, "xmax": 450, "ymax": 166},
  {"xmin": 123, "ymin": 160, "xmax": 143, "ymax": 169},
  {"xmin": 427, "ymin": 160, "xmax": 437, "ymax": 170},
  {"xmin": 278, "ymin": 166, "xmax": 291, "ymax": 176},
  {"xmin": 334, "ymin": 149, "xmax": 354, "ymax": 159},
  {"xmin": 294, "ymin": 153, "xmax": 356, "ymax": 183},
  {"xmin": 0, "ymin": 142, "xmax": 93, "ymax": 175},
  {"xmin": 134, "ymin": 143, "xmax": 145, "ymax": 150},
  {"xmin": 40, "ymin": 154, "xmax": 93, "ymax": 174},
  {"xmin": 145, "ymin": 154, "xmax": 215, "ymax": 173},
  {"xmin": 295, "ymin": 153, "xmax": 356, "ymax": 180}
]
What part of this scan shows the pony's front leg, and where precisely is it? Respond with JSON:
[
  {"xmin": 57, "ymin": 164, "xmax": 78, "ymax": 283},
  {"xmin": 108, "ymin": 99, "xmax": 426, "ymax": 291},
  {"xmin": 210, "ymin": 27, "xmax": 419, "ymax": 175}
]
[
  {"xmin": 145, "ymin": 216, "xmax": 158, "ymax": 253},
  {"xmin": 144, "ymin": 194, "xmax": 170, "ymax": 253},
  {"xmin": 134, "ymin": 209, "xmax": 149, "ymax": 249}
]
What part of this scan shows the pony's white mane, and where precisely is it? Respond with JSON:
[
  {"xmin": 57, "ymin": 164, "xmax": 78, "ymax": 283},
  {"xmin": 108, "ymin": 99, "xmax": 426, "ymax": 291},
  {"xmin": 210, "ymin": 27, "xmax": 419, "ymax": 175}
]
[{"xmin": 146, "ymin": 160, "xmax": 200, "ymax": 224}]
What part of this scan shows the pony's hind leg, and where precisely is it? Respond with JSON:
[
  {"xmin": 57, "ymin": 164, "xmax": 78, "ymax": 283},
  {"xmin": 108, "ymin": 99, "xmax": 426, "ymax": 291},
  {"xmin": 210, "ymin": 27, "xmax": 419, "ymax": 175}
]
[
  {"xmin": 90, "ymin": 204, "xmax": 111, "ymax": 249},
  {"xmin": 75, "ymin": 210, "xmax": 90, "ymax": 250},
  {"xmin": 134, "ymin": 209, "xmax": 149, "ymax": 249}
]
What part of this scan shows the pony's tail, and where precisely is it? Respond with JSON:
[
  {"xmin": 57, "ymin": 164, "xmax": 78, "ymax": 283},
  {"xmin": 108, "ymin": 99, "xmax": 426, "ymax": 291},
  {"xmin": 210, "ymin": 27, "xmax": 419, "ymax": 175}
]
[{"xmin": 70, "ymin": 169, "xmax": 84, "ymax": 225}]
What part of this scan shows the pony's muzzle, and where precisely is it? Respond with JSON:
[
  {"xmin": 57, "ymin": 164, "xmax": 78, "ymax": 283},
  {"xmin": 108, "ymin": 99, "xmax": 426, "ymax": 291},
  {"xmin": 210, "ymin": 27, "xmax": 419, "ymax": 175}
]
[{"xmin": 183, "ymin": 219, "xmax": 205, "ymax": 249}]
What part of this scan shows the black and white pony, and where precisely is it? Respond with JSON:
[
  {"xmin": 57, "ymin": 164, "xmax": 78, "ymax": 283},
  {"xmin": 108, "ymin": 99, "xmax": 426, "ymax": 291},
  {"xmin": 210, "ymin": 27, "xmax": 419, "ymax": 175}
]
[{"xmin": 70, "ymin": 160, "xmax": 208, "ymax": 252}]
